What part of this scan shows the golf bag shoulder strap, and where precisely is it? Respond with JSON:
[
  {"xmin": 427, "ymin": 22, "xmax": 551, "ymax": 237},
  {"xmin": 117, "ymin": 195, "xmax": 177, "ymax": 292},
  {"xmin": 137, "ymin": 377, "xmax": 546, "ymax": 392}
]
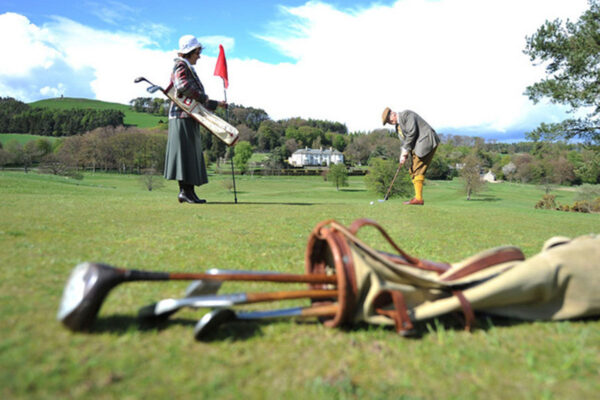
[
  {"xmin": 347, "ymin": 218, "xmax": 451, "ymax": 274},
  {"xmin": 441, "ymin": 246, "xmax": 525, "ymax": 282},
  {"xmin": 347, "ymin": 218, "xmax": 525, "ymax": 278}
]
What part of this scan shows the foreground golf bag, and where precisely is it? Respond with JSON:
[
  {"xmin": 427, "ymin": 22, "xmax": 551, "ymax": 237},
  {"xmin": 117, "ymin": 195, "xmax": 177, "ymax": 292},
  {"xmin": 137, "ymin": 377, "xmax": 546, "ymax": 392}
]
[
  {"xmin": 57, "ymin": 218, "xmax": 600, "ymax": 338},
  {"xmin": 306, "ymin": 219, "xmax": 600, "ymax": 335}
]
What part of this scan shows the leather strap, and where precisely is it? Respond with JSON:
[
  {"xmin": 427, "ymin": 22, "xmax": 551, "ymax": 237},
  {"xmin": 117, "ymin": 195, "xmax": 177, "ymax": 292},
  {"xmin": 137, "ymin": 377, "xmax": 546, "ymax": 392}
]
[
  {"xmin": 373, "ymin": 290, "xmax": 415, "ymax": 336},
  {"xmin": 346, "ymin": 219, "xmax": 451, "ymax": 274},
  {"xmin": 453, "ymin": 290, "xmax": 475, "ymax": 332},
  {"xmin": 441, "ymin": 247, "xmax": 525, "ymax": 281}
]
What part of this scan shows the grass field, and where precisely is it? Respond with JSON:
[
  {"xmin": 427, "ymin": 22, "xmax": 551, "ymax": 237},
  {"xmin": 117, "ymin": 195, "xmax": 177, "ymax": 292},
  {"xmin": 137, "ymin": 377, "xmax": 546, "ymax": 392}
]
[
  {"xmin": 30, "ymin": 97, "xmax": 166, "ymax": 128},
  {"xmin": 0, "ymin": 133, "xmax": 60, "ymax": 146},
  {"xmin": 1, "ymin": 171, "xmax": 599, "ymax": 399}
]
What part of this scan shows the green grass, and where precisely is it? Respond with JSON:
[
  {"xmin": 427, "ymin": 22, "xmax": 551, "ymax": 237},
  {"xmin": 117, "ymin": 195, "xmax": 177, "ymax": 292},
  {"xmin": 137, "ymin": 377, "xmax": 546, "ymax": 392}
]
[
  {"xmin": 1, "ymin": 171, "xmax": 599, "ymax": 399},
  {"xmin": 30, "ymin": 97, "xmax": 166, "ymax": 128},
  {"xmin": 0, "ymin": 133, "xmax": 60, "ymax": 146}
]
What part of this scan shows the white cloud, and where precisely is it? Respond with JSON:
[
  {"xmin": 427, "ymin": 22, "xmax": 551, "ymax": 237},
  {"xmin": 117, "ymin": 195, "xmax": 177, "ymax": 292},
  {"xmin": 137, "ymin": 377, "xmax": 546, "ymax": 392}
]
[
  {"xmin": 0, "ymin": 1, "xmax": 592, "ymax": 139},
  {"xmin": 247, "ymin": 0, "xmax": 590, "ymax": 134},
  {"xmin": 0, "ymin": 13, "xmax": 60, "ymax": 76}
]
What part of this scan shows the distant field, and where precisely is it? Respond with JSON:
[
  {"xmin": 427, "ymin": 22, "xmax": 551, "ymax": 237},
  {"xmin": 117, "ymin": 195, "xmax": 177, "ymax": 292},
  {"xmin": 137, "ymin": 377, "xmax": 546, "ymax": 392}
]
[
  {"xmin": 30, "ymin": 97, "xmax": 166, "ymax": 128},
  {"xmin": 0, "ymin": 133, "xmax": 60, "ymax": 145},
  {"xmin": 1, "ymin": 171, "xmax": 598, "ymax": 399}
]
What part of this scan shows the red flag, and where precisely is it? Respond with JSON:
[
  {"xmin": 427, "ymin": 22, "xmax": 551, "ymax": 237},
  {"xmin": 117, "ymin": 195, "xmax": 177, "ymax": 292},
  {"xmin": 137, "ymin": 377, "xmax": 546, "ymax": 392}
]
[{"xmin": 214, "ymin": 44, "xmax": 229, "ymax": 89}]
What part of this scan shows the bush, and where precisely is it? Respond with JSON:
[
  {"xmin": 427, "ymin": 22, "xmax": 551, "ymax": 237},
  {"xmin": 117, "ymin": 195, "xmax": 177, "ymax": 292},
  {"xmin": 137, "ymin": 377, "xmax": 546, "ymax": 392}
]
[
  {"xmin": 534, "ymin": 194, "xmax": 557, "ymax": 210},
  {"xmin": 327, "ymin": 163, "xmax": 348, "ymax": 191},
  {"xmin": 364, "ymin": 158, "xmax": 411, "ymax": 198}
]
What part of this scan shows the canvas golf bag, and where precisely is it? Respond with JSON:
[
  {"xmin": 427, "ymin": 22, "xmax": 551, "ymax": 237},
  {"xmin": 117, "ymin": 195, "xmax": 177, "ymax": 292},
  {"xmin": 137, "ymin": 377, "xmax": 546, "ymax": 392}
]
[
  {"xmin": 305, "ymin": 219, "xmax": 600, "ymax": 335},
  {"xmin": 165, "ymin": 83, "xmax": 239, "ymax": 147}
]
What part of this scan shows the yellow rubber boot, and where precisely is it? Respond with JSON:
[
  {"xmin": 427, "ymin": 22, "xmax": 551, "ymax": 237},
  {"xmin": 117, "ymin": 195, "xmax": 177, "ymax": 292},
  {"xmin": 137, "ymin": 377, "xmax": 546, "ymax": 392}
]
[{"xmin": 413, "ymin": 175, "xmax": 425, "ymax": 201}]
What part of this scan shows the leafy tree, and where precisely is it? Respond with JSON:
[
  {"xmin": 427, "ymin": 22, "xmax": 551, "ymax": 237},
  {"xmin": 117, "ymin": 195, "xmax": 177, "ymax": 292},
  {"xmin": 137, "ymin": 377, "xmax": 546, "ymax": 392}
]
[
  {"xmin": 233, "ymin": 141, "xmax": 253, "ymax": 174},
  {"xmin": 573, "ymin": 149, "xmax": 600, "ymax": 183},
  {"xmin": 425, "ymin": 156, "xmax": 453, "ymax": 180},
  {"xmin": 331, "ymin": 134, "xmax": 347, "ymax": 152},
  {"xmin": 524, "ymin": 0, "xmax": 600, "ymax": 143},
  {"xmin": 460, "ymin": 153, "xmax": 485, "ymax": 200},
  {"xmin": 257, "ymin": 120, "xmax": 284, "ymax": 151},
  {"xmin": 327, "ymin": 163, "xmax": 349, "ymax": 191},
  {"xmin": 364, "ymin": 158, "xmax": 411, "ymax": 198},
  {"xmin": 236, "ymin": 124, "xmax": 257, "ymax": 145}
]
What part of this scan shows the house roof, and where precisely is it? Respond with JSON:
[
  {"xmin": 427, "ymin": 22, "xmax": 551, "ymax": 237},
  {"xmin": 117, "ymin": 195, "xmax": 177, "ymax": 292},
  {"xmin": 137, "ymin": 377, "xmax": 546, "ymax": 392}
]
[{"xmin": 292, "ymin": 147, "xmax": 343, "ymax": 156}]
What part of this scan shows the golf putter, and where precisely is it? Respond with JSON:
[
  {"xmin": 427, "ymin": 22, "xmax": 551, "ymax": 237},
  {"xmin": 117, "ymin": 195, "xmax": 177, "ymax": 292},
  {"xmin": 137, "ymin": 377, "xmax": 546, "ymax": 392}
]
[
  {"xmin": 379, "ymin": 164, "xmax": 402, "ymax": 202},
  {"xmin": 193, "ymin": 304, "xmax": 339, "ymax": 341}
]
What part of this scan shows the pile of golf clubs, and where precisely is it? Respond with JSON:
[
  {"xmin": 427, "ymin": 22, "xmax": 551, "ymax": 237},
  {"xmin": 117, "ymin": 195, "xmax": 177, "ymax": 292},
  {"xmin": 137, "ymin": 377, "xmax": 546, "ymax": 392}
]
[{"xmin": 57, "ymin": 262, "xmax": 339, "ymax": 341}]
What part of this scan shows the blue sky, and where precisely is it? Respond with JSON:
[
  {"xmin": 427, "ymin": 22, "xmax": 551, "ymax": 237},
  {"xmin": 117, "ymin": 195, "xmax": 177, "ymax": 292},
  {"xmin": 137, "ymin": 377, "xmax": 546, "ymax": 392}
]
[{"xmin": 0, "ymin": 0, "xmax": 590, "ymax": 140}]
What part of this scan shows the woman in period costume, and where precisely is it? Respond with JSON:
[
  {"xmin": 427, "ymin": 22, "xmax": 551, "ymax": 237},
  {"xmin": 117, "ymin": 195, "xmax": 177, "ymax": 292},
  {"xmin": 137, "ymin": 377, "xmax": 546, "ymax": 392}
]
[{"xmin": 164, "ymin": 35, "xmax": 226, "ymax": 204}]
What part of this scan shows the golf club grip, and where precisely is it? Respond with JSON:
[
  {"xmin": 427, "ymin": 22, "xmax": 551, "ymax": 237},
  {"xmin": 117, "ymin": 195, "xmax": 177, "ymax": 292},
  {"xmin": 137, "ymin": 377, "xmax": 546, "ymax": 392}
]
[
  {"xmin": 300, "ymin": 304, "xmax": 339, "ymax": 317},
  {"xmin": 124, "ymin": 268, "xmax": 171, "ymax": 281},
  {"xmin": 168, "ymin": 272, "xmax": 338, "ymax": 284},
  {"xmin": 245, "ymin": 289, "xmax": 337, "ymax": 303}
]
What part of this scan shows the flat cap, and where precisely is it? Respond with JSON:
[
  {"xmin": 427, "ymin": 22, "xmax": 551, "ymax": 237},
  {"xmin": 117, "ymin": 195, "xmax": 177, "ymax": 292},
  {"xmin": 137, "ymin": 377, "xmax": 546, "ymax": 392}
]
[{"xmin": 381, "ymin": 107, "xmax": 391, "ymax": 125}]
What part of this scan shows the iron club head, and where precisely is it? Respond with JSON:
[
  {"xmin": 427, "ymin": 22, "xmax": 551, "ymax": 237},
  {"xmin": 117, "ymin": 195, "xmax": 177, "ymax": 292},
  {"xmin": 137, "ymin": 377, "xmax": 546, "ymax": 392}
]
[
  {"xmin": 146, "ymin": 85, "xmax": 161, "ymax": 94},
  {"xmin": 193, "ymin": 309, "xmax": 237, "ymax": 341}
]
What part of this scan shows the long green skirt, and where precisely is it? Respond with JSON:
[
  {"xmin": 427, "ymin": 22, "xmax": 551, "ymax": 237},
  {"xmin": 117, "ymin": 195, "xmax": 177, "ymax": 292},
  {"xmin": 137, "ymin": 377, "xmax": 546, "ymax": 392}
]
[{"xmin": 164, "ymin": 118, "xmax": 208, "ymax": 186}]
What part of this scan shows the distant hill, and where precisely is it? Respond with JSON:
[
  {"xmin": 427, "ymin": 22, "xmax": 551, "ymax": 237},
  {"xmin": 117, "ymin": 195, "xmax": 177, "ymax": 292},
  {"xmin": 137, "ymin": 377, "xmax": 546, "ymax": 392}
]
[{"xmin": 29, "ymin": 97, "xmax": 166, "ymax": 129}]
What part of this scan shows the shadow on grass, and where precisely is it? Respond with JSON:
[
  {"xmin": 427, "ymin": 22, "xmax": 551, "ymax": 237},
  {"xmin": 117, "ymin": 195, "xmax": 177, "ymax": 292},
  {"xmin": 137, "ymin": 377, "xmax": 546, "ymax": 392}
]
[
  {"xmin": 91, "ymin": 312, "xmax": 599, "ymax": 341},
  {"xmin": 339, "ymin": 188, "xmax": 367, "ymax": 193},
  {"xmin": 91, "ymin": 314, "xmax": 264, "ymax": 341},
  {"xmin": 204, "ymin": 201, "xmax": 322, "ymax": 206},
  {"xmin": 467, "ymin": 194, "xmax": 501, "ymax": 202}
]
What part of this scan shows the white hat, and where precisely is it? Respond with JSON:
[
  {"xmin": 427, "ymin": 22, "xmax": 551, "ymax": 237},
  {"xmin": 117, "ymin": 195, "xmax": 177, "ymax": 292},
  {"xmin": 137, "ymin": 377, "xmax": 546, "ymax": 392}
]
[{"xmin": 178, "ymin": 35, "xmax": 203, "ymax": 54}]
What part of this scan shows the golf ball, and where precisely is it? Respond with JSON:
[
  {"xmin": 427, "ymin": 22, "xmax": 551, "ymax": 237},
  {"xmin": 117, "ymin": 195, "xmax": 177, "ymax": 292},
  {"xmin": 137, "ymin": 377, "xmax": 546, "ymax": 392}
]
[{"xmin": 370, "ymin": 201, "xmax": 374, "ymax": 205}]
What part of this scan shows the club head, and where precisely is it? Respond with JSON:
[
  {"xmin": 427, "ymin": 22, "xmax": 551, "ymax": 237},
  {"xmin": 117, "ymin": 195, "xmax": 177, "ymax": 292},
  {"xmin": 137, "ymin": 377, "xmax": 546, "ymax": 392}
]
[
  {"xmin": 133, "ymin": 76, "xmax": 147, "ymax": 84},
  {"xmin": 194, "ymin": 309, "xmax": 237, "ymax": 341},
  {"xmin": 184, "ymin": 279, "xmax": 223, "ymax": 297},
  {"xmin": 137, "ymin": 302, "xmax": 179, "ymax": 321},
  {"xmin": 57, "ymin": 262, "xmax": 125, "ymax": 332},
  {"xmin": 146, "ymin": 85, "xmax": 161, "ymax": 94}
]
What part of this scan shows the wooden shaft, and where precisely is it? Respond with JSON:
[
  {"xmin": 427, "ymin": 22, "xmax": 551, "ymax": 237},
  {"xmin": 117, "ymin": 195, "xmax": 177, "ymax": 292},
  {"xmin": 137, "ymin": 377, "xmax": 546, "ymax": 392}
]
[
  {"xmin": 299, "ymin": 303, "xmax": 339, "ymax": 317},
  {"xmin": 168, "ymin": 272, "xmax": 338, "ymax": 285},
  {"xmin": 245, "ymin": 289, "xmax": 337, "ymax": 303}
]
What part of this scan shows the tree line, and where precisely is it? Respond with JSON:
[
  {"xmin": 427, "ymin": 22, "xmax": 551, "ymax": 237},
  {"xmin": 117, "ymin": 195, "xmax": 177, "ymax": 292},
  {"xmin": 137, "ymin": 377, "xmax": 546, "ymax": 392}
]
[
  {"xmin": 0, "ymin": 97, "xmax": 124, "ymax": 136},
  {"xmin": 0, "ymin": 126, "xmax": 166, "ymax": 176}
]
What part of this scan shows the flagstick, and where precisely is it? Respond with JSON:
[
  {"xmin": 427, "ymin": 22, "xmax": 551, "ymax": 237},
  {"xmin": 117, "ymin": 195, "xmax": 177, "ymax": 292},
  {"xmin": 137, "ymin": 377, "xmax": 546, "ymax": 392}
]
[{"xmin": 223, "ymin": 86, "xmax": 238, "ymax": 204}]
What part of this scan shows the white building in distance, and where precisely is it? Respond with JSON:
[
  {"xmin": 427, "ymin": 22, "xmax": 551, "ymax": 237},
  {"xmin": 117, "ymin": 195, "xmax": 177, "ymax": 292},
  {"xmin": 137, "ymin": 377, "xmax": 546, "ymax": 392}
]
[{"xmin": 288, "ymin": 147, "xmax": 344, "ymax": 167}]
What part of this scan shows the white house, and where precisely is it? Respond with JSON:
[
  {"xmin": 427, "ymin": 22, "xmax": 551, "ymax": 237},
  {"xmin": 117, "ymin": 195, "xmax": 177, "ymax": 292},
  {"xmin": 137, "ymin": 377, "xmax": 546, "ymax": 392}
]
[
  {"xmin": 288, "ymin": 147, "xmax": 344, "ymax": 167},
  {"xmin": 482, "ymin": 170, "xmax": 497, "ymax": 182}
]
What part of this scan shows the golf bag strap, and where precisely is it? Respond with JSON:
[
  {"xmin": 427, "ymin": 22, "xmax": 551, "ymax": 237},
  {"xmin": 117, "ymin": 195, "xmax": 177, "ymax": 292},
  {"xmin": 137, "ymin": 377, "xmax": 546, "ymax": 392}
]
[
  {"xmin": 441, "ymin": 247, "xmax": 525, "ymax": 281},
  {"xmin": 373, "ymin": 290, "xmax": 415, "ymax": 336},
  {"xmin": 347, "ymin": 219, "xmax": 450, "ymax": 274},
  {"xmin": 453, "ymin": 290, "xmax": 475, "ymax": 332}
]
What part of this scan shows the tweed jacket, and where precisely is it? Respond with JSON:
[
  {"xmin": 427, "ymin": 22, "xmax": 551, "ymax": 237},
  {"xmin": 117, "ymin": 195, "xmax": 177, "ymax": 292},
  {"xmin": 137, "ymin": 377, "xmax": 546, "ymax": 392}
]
[
  {"xmin": 396, "ymin": 110, "xmax": 440, "ymax": 158},
  {"xmin": 169, "ymin": 58, "xmax": 217, "ymax": 119}
]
